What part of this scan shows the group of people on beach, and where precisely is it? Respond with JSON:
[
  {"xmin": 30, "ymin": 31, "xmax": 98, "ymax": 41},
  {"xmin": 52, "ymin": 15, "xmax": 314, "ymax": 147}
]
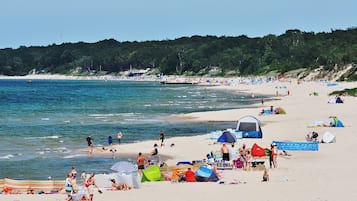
[
  {"xmin": 136, "ymin": 130, "xmax": 166, "ymax": 173},
  {"xmin": 86, "ymin": 131, "xmax": 124, "ymax": 157},
  {"xmin": 219, "ymin": 143, "xmax": 253, "ymax": 171},
  {"xmin": 65, "ymin": 166, "xmax": 101, "ymax": 201},
  {"xmin": 216, "ymin": 142, "xmax": 278, "ymax": 182},
  {"xmin": 64, "ymin": 165, "xmax": 132, "ymax": 201}
]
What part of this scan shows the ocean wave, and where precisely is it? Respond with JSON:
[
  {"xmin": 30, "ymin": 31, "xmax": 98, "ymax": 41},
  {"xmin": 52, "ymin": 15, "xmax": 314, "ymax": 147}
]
[
  {"xmin": 94, "ymin": 116, "xmax": 108, "ymax": 119},
  {"xmin": 41, "ymin": 118, "xmax": 50, "ymax": 121},
  {"xmin": 88, "ymin": 114, "xmax": 116, "ymax": 117},
  {"xmin": 0, "ymin": 154, "xmax": 14, "ymax": 159},
  {"xmin": 121, "ymin": 113, "xmax": 137, "ymax": 116},
  {"xmin": 89, "ymin": 113, "xmax": 140, "ymax": 118},
  {"xmin": 55, "ymin": 147, "xmax": 68, "ymax": 152},
  {"xmin": 63, "ymin": 154, "xmax": 86, "ymax": 159},
  {"xmin": 24, "ymin": 135, "xmax": 59, "ymax": 140},
  {"xmin": 123, "ymin": 118, "xmax": 137, "ymax": 122}
]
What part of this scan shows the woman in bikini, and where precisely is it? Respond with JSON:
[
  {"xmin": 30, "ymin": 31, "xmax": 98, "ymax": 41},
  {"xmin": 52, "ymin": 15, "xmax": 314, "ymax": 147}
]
[
  {"xmin": 85, "ymin": 172, "xmax": 100, "ymax": 201},
  {"xmin": 110, "ymin": 179, "xmax": 131, "ymax": 191}
]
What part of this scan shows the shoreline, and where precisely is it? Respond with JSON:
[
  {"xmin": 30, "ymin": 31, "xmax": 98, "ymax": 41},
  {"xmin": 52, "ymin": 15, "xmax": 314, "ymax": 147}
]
[{"xmin": 1, "ymin": 77, "xmax": 357, "ymax": 201}]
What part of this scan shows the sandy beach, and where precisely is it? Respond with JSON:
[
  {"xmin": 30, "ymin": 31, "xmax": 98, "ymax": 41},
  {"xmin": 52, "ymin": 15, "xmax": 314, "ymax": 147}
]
[{"xmin": 2, "ymin": 78, "xmax": 357, "ymax": 201}]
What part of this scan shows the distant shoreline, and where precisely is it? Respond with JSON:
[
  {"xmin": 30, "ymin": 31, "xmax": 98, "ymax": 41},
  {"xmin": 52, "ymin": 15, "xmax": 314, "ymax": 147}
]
[{"xmin": 0, "ymin": 74, "xmax": 158, "ymax": 81}]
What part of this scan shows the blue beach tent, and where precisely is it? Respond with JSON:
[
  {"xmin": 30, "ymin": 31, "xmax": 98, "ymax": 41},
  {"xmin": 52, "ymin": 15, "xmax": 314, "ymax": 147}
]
[
  {"xmin": 195, "ymin": 166, "xmax": 219, "ymax": 182},
  {"xmin": 217, "ymin": 131, "xmax": 236, "ymax": 143},
  {"xmin": 236, "ymin": 115, "xmax": 263, "ymax": 138}
]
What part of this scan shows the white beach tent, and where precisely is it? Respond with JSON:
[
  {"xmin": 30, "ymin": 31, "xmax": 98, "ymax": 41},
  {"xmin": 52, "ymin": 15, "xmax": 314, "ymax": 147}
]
[
  {"xmin": 236, "ymin": 115, "xmax": 263, "ymax": 138},
  {"xmin": 322, "ymin": 131, "xmax": 336, "ymax": 143}
]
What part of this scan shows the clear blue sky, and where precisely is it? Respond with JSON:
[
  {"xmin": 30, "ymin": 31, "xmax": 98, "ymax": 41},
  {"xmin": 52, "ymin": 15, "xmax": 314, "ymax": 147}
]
[{"xmin": 1, "ymin": 0, "xmax": 356, "ymax": 48}]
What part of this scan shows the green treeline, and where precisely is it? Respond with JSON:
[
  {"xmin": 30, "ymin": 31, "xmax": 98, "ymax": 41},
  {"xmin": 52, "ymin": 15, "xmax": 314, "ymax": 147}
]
[{"xmin": 0, "ymin": 28, "xmax": 356, "ymax": 78}]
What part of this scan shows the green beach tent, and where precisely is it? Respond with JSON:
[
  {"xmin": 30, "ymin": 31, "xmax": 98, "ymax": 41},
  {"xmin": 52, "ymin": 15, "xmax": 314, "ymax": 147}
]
[{"xmin": 141, "ymin": 165, "xmax": 164, "ymax": 182}]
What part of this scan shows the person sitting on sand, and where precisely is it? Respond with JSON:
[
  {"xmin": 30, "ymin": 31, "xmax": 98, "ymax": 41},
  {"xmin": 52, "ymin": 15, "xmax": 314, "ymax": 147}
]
[
  {"xmin": 306, "ymin": 133, "xmax": 312, "ymax": 141},
  {"xmin": 160, "ymin": 162, "xmax": 168, "ymax": 168},
  {"xmin": 206, "ymin": 154, "xmax": 214, "ymax": 164},
  {"xmin": 262, "ymin": 168, "xmax": 269, "ymax": 182},
  {"xmin": 151, "ymin": 144, "xmax": 159, "ymax": 156},
  {"xmin": 110, "ymin": 179, "xmax": 131, "ymax": 191},
  {"xmin": 184, "ymin": 168, "xmax": 196, "ymax": 182}
]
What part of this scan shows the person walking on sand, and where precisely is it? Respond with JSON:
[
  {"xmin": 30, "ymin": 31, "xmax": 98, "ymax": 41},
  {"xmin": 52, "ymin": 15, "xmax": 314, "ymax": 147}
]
[
  {"xmin": 86, "ymin": 135, "xmax": 93, "ymax": 155},
  {"xmin": 137, "ymin": 152, "xmax": 146, "ymax": 175},
  {"xmin": 159, "ymin": 130, "xmax": 165, "ymax": 147}
]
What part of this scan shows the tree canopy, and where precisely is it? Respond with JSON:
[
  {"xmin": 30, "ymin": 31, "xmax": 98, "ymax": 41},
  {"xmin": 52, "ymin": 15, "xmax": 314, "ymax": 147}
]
[{"xmin": 0, "ymin": 28, "xmax": 356, "ymax": 79}]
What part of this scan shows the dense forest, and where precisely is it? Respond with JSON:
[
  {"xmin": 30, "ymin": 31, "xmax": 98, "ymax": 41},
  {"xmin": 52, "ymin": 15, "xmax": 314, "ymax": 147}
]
[{"xmin": 0, "ymin": 28, "xmax": 356, "ymax": 80}]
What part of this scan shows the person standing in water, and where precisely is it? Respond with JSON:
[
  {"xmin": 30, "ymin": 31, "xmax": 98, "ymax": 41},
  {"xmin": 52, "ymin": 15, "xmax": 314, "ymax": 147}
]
[
  {"xmin": 86, "ymin": 135, "xmax": 93, "ymax": 156},
  {"xmin": 117, "ymin": 132, "xmax": 123, "ymax": 144},
  {"xmin": 108, "ymin": 134, "xmax": 113, "ymax": 146}
]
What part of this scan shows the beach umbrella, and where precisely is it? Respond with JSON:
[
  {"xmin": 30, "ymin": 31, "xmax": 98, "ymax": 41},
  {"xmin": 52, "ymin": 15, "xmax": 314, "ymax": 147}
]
[{"xmin": 111, "ymin": 161, "xmax": 138, "ymax": 173}]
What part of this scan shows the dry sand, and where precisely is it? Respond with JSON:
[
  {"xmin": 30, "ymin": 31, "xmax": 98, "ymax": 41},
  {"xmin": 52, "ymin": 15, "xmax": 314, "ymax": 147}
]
[{"xmin": 2, "ymin": 79, "xmax": 357, "ymax": 201}]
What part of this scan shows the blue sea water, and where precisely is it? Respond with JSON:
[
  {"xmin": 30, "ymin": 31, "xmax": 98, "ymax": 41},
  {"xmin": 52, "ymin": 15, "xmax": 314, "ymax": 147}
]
[{"xmin": 0, "ymin": 79, "xmax": 260, "ymax": 180}]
